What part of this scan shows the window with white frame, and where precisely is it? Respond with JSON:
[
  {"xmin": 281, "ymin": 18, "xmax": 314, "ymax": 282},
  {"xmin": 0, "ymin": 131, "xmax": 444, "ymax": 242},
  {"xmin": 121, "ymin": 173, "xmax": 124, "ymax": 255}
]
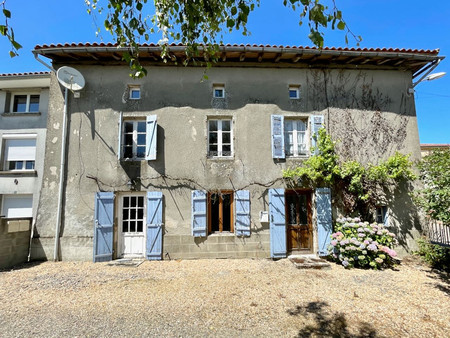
[
  {"xmin": 284, "ymin": 119, "xmax": 308, "ymax": 156},
  {"xmin": 129, "ymin": 86, "xmax": 141, "ymax": 100},
  {"xmin": 213, "ymin": 84, "xmax": 225, "ymax": 99},
  {"xmin": 122, "ymin": 120, "xmax": 146, "ymax": 159},
  {"xmin": 1, "ymin": 194, "xmax": 33, "ymax": 218},
  {"xmin": 376, "ymin": 206, "xmax": 389, "ymax": 225},
  {"xmin": 208, "ymin": 119, "xmax": 233, "ymax": 157},
  {"xmin": 2, "ymin": 136, "xmax": 36, "ymax": 171},
  {"xmin": 289, "ymin": 85, "xmax": 300, "ymax": 99},
  {"xmin": 11, "ymin": 93, "xmax": 40, "ymax": 113}
]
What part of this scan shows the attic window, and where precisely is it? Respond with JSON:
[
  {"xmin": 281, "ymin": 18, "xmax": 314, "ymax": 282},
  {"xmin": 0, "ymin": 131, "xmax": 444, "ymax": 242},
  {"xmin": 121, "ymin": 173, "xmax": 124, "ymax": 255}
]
[
  {"xmin": 129, "ymin": 86, "xmax": 141, "ymax": 100},
  {"xmin": 289, "ymin": 85, "xmax": 300, "ymax": 99},
  {"xmin": 213, "ymin": 84, "xmax": 225, "ymax": 99}
]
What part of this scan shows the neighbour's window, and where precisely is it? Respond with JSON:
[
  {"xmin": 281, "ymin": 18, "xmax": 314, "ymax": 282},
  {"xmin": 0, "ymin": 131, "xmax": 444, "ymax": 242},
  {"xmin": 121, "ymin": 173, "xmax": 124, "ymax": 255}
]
[
  {"xmin": 284, "ymin": 119, "xmax": 308, "ymax": 157},
  {"xmin": 213, "ymin": 84, "xmax": 225, "ymax": 98},
  {"xmin": 129, "ymin": 86, "xmax": 141, "ymax": 100},
  {"xmin": 3, "ymin": 137, "xmax": 36, "ymax": 171},
  {"xmin": 1, "ymin": 194, "xmax": 33, "ymax": 218},
  {"xmin": 208, "ymin": 119, "xmax": 233, "ymax": 157},
  {"xmin": 11, "ymin": 94, "xmax": 40, "ymax": 113},
  {"xmin": 209, "ymin": 192, "xmax": 234, "ymax": 233},
  {"xmin": 122, "ymin": 120, "xmax": 146, "ymax": 160},
  {"xmin": 289, "ymin": 85, "xmax": 300, "ymax": 99}
]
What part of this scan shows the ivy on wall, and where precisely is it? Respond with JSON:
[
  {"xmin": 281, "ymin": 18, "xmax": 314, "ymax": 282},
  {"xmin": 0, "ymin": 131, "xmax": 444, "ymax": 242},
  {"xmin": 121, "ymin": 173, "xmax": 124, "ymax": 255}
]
[{"xmin": 283, "ymin": 128, "xmax": 416, "ymax": 219}]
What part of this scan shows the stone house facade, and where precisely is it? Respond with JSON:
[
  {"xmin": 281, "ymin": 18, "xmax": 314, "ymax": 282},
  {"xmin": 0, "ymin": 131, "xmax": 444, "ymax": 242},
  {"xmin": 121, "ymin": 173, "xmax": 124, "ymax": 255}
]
[{"xmin": 30, "ymin": 44, "xmax": 442, "ymax": 261}]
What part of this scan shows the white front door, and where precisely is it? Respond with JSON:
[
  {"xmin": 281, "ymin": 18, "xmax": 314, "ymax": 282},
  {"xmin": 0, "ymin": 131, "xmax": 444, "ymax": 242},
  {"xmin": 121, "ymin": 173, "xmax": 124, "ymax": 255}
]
[{"xmin": 119, "ymin": 194, "xmax": 146, "ymax": 258}]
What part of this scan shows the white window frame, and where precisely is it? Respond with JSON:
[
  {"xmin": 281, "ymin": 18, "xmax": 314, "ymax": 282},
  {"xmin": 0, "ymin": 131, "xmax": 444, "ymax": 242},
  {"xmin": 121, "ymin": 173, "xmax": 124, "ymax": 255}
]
[
  {"xmin": 121, "ymin": 120, "xmax": 146, "ymax": 160},
  {"xmin": 289, "ymin": 85, "xmax": 300, "ymax": 99},
  {"xmin": 129, "ymin": 86, "xmax": 141, "ymax": 100},
  {"xmin": 2, "ymin": 134, "xmax": 37, "ymax": 171},
  {"xmin": 1, "ymin": 194, "xmax": 33, "ymax": 219},
  {"xmin": 376, "ymin": 206, "xmax": 388, "ymax": 225},
  {"xmin": 10, "ymin": 92, "xmax": 40, "ymax": 113},
  {"xmin": 284, "ymin": 118, "xmax": 309, "ymax": 157},
  {"xmin": 208, "ymin": 118, "xmax": 233, "ymax": 158},
  {"xmin": 213, "ymin": 84, "xmax": 225, "ymax": 99}
]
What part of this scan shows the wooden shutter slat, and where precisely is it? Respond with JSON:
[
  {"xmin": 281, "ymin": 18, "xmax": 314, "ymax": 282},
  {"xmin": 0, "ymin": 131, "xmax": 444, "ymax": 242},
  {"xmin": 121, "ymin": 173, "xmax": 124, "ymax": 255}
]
[
  {"xmin": 269, "ymin": 188, "xmax": 286, "ymax": 258},
  {"xmin": 191, "ymin": 190, "xmax": 207, "ymax": 237},
  {"xmin": 271, "ymin": 115, "xmax": 285, "ymax": 159},
  {"xmin": 93, "ymin": 192, "xmax": 114, "ymax": 262},
  {"xmin": 235, "ymin": 190, "xmax": 251, "ymax": 237},
  {"xmin": 316, "ymin": 187, "xmax": 332, "ymax": 256},
  {"xmin": 145, "ymin": 115, "xmax": 157, "ymax": 160},
  {"xmin": 146, "ymin": 191, "xmax": 163, "ymax": 260}
]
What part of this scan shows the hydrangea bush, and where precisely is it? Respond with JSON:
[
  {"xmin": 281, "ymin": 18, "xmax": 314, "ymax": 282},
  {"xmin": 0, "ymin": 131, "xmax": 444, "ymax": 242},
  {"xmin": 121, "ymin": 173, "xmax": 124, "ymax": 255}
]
[{"xmin": 328, "ymin": 217, "xmax": 398, "ymax": 269}]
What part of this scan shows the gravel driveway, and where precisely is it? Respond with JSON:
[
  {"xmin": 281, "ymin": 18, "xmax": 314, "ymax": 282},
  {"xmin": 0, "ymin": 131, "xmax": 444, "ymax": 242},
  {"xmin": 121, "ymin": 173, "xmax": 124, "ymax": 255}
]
[{"xmin": 0, "ymin": 257, "xmax": 449, "ymax": 337}]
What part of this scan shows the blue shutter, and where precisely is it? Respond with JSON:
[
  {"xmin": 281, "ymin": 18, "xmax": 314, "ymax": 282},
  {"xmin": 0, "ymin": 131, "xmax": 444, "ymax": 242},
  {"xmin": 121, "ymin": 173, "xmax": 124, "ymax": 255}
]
[
  {"xmin": 316, "ymin": 187, "xmax": 332, "ymax": 256},
  {"xmin": 271, "ymin": 115, "xmax": 285, "ymax": 159},
  {"xmin": 191, "ymin": 190, "xmax": 207, "ymax": 237},
  {"xmin": 93, "ymin": 192, "xmax": 114, "ymax": 262},
  {"xmin": 269, "ymin": 188, "xmax": 286, "ymax": 258},
  {"xmin": 145, "ymin": 115, "xmax": 157, "ymax": 160},
  {"xmin": 310, "ymin": 115, "xmax": 324, "ymax": 155},
  {"xmin": 235, "ymin": 190, "xmax": 251, "ymax": 237},
  {"xmin": 117, "ymin": 111, "xmax": 123, "ymax": 160},
  {"xmin": 146, "ymin": 191, "xmax": 163, "ymax": 260}
]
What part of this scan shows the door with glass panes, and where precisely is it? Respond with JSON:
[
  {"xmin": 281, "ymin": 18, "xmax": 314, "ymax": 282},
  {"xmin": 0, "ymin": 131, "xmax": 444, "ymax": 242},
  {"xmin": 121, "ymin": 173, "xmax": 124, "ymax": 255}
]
[
  {"xmin": 119, "ymin": 194, "xmax": 146, "ymax": 257},
  {"xmin": 285, "ymin": 190, "xmax": 313, "ymax": 253}
]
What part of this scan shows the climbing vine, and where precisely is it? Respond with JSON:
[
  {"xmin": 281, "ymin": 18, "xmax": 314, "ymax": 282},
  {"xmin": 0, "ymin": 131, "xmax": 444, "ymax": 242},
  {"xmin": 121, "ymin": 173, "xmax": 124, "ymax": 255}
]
[{"xmin": 283, "ymin": 128, "xmax": 416, "ymax": 219}]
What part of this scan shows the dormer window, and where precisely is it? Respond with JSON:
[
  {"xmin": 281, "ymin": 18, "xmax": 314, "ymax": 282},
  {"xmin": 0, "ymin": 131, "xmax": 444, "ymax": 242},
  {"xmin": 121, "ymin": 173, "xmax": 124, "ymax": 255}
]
[
  {"xmin": 129, "ymin": 86, "xmax": 141, "ymax": 100},
  {"xmin": 289, "ymin": 85, "xmax": 300, "ymax": 99},
  {"xmin": 213, "ymin": 84, "xmax": 225, "ymax": 99}
]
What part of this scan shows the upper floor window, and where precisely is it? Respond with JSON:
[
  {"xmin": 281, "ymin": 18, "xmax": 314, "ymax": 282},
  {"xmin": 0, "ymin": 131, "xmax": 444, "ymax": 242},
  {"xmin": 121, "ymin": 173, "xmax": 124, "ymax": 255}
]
[
  {"xmin": 208, "ymin": 119, "xmax": 233, "ymax": 157},
  {"xmin": 289, "ymin": 85, "xmax": 300, "ymax": 99},
  {"xmin": 11, "ymin": 93, "xmax": 40, "ymax": 113},
  {"xmin": 284, "ymin": 119, "xmax": 308, "ymax": 157},
  {"xmin": 213, "ymin": 84, "xmax": 225, "ymax": 99},
  {"xmin": 122, "ymin": 120, "xmax": 146, "ymax": 160},
  {"xmin": 129, "ymin": 86, "xmax": 141, "ymax": 100},
  {"xmin": 1, "ymin": 194, "xmax": 33, "ymax": 219},
  {"xmin": 2, "ymin": 136, "xmax": 36, "ymax": 171}
]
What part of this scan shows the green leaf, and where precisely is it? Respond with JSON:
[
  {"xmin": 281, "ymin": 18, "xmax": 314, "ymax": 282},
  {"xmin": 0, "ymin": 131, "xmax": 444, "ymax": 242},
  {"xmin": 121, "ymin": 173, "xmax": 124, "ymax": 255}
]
[
  {"xmin": 0, "ymin": 25, "xmax": 6, "ymax": 36},
  {"xmin": 9, "ymin": 50, "xmax": 16, "ymax": 57},
  {"xmin": 136, "ymin": 2, "xmax": 143, "ymax": 11},
  {"xmin": 337, "ymin": 21, "xmax": 345, "ymax": 30},
  {"xmin": 231, "ymin": 6, "xmax": 237, "ymax": 16},
  {"xmin": 3, "ymin": 9, "xmax": 11, "ymax": 18},
  {"xmin": 11, "ymin": 40, "xmax": 22, "ymax": 50}
]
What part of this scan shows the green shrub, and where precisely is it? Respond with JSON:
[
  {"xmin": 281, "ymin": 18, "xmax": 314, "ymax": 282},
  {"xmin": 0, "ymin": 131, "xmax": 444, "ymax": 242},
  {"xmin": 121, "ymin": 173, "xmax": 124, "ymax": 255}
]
[
  {"xmin": 328, "ymin": 217, "xmax": 398, "ymax": 269},
  {"xmin": 415, "ymin": 237, "xmax": 450, "ymax": 271}
]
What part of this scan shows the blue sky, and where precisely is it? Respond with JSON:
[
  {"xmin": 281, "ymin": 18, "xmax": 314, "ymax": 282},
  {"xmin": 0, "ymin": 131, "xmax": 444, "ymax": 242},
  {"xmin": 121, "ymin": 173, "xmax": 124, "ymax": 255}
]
[{"xmin": 1, "ymin": 1, "xmax": 449, "ymax": 143}]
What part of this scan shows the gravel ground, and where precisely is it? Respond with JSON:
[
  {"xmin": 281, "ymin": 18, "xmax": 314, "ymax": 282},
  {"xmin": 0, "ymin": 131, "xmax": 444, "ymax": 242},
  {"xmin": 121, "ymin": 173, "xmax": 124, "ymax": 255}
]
[{"xmin": 0, "ymin": 257, "xmax": 449, "ymax": 337}]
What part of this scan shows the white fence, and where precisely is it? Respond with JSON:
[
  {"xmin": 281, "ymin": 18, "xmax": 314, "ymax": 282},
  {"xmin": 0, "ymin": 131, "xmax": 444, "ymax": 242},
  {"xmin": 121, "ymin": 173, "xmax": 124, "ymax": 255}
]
[{"xmin": 426, "ymin": 219, "xmax": 450, "ymax": 247}]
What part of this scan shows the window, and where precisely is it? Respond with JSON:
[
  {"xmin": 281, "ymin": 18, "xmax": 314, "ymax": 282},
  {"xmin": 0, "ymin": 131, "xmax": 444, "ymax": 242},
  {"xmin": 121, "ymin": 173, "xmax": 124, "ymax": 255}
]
[
  {"xmin": 122, "ymin": 196, "xmax": 145, "ymax": 233},
  {"xmin": 284, "ymin": 119, "xmax": 308, "ymax": 157},
  {"xmin": 208, "ymin": 119, "xmax": 233, "ymax": 157},
  {"xmin": 1, "ymin": 194, "xmax": 33, "ymax": 218},
  {"xmin": 11, "ymin": 94, "xmax": 40, "ymax": 113},
  {"xmin": 376, "ymin": 206, "xmax": 389, "ymax": 226},
  {"xmin": 289, "ymin": 85, "xmax": 300, "ymax": 99},
  {"xmin": 208, "ymin": 191, "xmax": 234, "ymax": 233},
  {"xmin": 2, "ymin": 137, "xmax": 36, "ymax": 171},
  {"xmin": 122, "ymin": 120, "xmax": 146, "ymax": 159},
  {"xmin": 213, "ymin": 84, "xmax": 225, "ymax": 98},
  {"xmin": 129, "ymin": 86, "xmax": 141, "ymax": 100}
]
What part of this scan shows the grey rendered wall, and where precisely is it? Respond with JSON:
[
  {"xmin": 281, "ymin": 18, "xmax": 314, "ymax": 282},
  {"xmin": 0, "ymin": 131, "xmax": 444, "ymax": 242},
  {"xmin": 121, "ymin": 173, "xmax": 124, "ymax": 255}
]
[{"xmin": 32, "ymin": 65, "xmax": 421, "ymax": 260}]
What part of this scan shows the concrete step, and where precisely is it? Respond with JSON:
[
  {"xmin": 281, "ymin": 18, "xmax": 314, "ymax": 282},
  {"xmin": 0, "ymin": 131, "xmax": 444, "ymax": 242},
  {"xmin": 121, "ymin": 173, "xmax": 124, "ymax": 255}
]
[{"xmin": 288, "ymin": 254, "xmax": 331, "ymax": 270}]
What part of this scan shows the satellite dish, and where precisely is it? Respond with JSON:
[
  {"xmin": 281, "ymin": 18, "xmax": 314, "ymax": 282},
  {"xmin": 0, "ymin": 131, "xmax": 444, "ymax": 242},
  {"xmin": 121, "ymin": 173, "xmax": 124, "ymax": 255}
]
[{"xmin": 56, "ymin": 66, "xmax": 85, "ymax": 91}]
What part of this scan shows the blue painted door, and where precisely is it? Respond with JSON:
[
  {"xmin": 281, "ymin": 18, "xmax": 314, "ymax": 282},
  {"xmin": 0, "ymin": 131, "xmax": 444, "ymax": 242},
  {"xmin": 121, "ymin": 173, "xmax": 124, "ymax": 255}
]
[
  {"xmin": 269, "ymin": 188, "xmax": 286, "ymax": 258},
  {"xmin": 316, "ymin": 187, "xmax": 332, "ymax": 256},
  {"xmin": 93, "ymin": 192, "xmax": 114, "ymax": 262},
  {"xmin": 146, "ymin": 191, "xmax": 163, "ymax": 260}
]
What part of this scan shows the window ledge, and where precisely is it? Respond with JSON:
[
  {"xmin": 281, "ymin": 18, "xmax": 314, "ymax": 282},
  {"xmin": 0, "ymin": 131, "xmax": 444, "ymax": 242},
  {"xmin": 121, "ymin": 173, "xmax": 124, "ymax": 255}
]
[
  {"xmin": 208, "ymin": 232, "xmax": 235, "ymax": 237},
  {"xmin": 207, "ymin": 156, "xmax": 234, "ymax": 161},
  {"xmin": 286, "ymin": 155, "xmax": 310, "ymax": 159},
  {"xmin": 1, "ymin": 112, "xmax": 41, "ymax": 117},
  {"xmin": 0, "ymin": 170, "xmax": 37, "ymax": 177}
]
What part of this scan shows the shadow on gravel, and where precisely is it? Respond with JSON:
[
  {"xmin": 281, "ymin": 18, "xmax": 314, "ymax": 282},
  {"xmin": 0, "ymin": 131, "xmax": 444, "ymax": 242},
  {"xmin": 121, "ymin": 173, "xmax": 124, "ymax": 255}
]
[
  {"xmin": 287, "ymin": 301, "xmax": 377, "ymax": 338},
  {"xmin": 427, "ymin": 270, "xmax": 450, "ymax": 296},
  {"xmin": 0, "ymin": 260, "xmax": 46, "ymax": 272}
]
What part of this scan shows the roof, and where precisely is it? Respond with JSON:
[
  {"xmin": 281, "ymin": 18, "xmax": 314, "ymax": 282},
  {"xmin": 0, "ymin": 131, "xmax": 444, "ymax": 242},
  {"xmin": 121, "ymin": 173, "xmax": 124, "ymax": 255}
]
[
  {"xmin": 420, "ymin": 144, "xmax": 450, "ymax": 149},
  {"xmin": 33, "ymin": 43, "xmax": 444, "ymax": 75},
  {"xmin": 0, "ymin": 71, "xmax": 50, "ymax": 78}
]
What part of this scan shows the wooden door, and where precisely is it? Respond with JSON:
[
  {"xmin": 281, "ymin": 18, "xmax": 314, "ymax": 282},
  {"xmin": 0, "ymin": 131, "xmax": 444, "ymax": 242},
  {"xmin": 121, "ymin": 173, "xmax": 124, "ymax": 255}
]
[{"xmin": 286, "ymin": 190, "xmax": 312, "ymax": 252}]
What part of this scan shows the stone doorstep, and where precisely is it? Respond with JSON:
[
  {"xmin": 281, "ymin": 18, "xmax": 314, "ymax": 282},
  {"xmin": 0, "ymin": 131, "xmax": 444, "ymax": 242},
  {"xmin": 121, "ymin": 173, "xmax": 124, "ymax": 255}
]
[
  {"xmin": 107, "ymin": 258, "xmax": 145, "ymax": 267},
  {"xmin": 288, "ymin": 254, "xmax": 332, "ymax": 270}
]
